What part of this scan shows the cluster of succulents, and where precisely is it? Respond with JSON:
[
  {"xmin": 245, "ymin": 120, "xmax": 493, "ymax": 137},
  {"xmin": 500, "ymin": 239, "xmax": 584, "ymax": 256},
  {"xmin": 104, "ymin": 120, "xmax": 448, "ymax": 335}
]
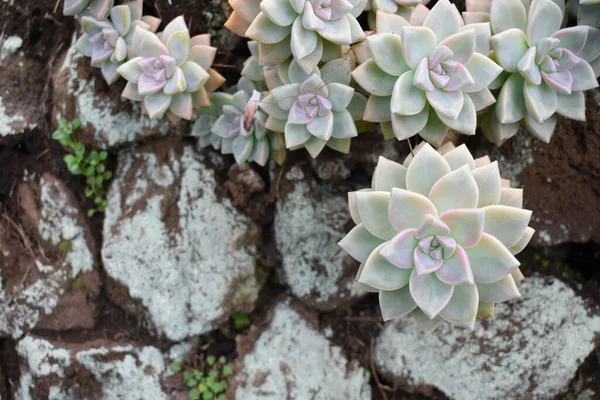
[{"xmin": 339, "ymin": 142, "xmax": 533, "ymax": 331}]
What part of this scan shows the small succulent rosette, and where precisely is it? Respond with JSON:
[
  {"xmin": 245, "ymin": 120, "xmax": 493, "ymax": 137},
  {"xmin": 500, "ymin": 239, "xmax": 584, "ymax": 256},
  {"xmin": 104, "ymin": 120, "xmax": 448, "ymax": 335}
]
[
  {"xmin": 238, "ymin": 41, "xmax": 269, "ymax": 93},
  {"xmin": 226, "ymin": 0, "xmax": 365, "ymax": 73},
  {"xmin": 352, "ymin": 0, "xmax": 503, "ymax": 147},
  {"xmin": 192, "ymin": 93, "xmax": 229, "ymax": 151},
  {"xmin": 117, "ymin": 16, "xmax": 226, "ymax": 121},
  {"xmin": 364, "ymin": 0, "xmax": 431, "ymax": 30},
  {"xmin": 74, "ymin": 0, "xmax": 161, "ymax": 85},
  {"xmin": 64, "ymin": 0, "xmax": 113, "ymax": 19},
  {"xmin": 338, "ymin": 142, "xmax": 534, "ymax": 331},
  {"xmin": 259, "ymin": 56, "xmax": 367, "ymax": 158}
]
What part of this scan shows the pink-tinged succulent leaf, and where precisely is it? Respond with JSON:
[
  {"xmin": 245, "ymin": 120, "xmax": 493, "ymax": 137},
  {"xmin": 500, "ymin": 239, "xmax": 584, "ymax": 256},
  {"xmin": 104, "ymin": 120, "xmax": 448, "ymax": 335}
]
[
  {"xmin": 413, "ymin": 59, "xmax": 435, "ymax": 92},
  {"xmin": 442, "ymin": 144, "xmax": 476, "ymax": 171},
  {"xmin": 436, "ymin": 94, "xmax": 477, "ymax": 135},
  {"xmin": 523, "ymin": 114, "xmax": 557, "ymax": 142},
  {"xmin": 292, "ymin": 17, "xmax": 318, "ymax": 60},
  {"xmin": 373, "ymin": 157, "xmax": 408, "ymax": 192},
  {"xmin": 413, "ymin": 247, "xmax": 444, "ymax": 275},
  {"xmin": 356, "ymin": 191, "xmax": 397, "ymax": 240},
  {"xmin": 303, "ymin": 3, "xmax": 325, "ymax": 30},
  {"xmin": 318, "ymin": 16, "xmax": 353, "ymax": 44},
  {"xmin": 230, "ymin": 0, "xmax": 262, "ymax": 21},
  {"xmin": 188, "ymin": 45, "xmax": 217, "ymax": 71},
  {"xmin": 426, "ymin": 87, "xmax": 464, "ymax": 120},
  {"xmin": 405, "ymin": 143, "xmax": 451, "ymax": 196},
  {"xmin": 260, "ymin": 94, "xmax": 290, "ymax": 120},
  {"xmin": 578, "ymin": 27, "xmax": 600, "ymax": 64},
  {"xmin": 101, "ymin": 61, "xmax": 120, "ymax": 84},
  {"xmin": 261, "ymin": 0, "xmax": 297, "ymax": 27},
  {"xmin": 140, "ymin": 31, "xmax": 169, "ymax": 58},
  {"xmin": 360, "ymin": 243, "xmax": 413, "ymax": 290},
  {"xmin": 552, "ymin": 26, "xmax": 589, "ymax": 55},
  {"xmin": 307, "ymin": 112, "xmax": 334, "ymax": 140},
  {"xmin": 75, "ymin": 34, "xmax": 94, "ymax": 57},
  {"xmin": 542, "ymin": 70, "xmax": 573, "ymax": 95},
  {"xmin": 169, "ymin": 92, "xmax": 193, "ymax": 120},
  {"xmin": 368, "ymin": 33, "xmax": 410, "ymax": 77},
  {"xmin": 556, "ymin": 91, "xmax": 586, "ymax": 121},
  {"xmin": 439, "ymin": 284, "xmax": 478, "ymax": 329},
  {"xmin": 473, "ymin": 155, "xmax": 491, "ymax": 168},
  {"xmin": 518, "ymin": 46, "xmax": 542, "ymax": 85},
  {"xmin": 327, "ymin": 83, "xmax": 354, "ymax": 111},
  {"xmin": 180, "ymin": 62, "xmax": 209, "ymax": 93},
  {"xmin": 527, "ymin": 0, "xmax": 563, "ymax": 46},
  {"xmin": 380, "ymin": 228, "xmax": 418, "ymax": 269},
  {"xmin": 440, "ymin": 208, "xmax": 485, "ymax": 249},
  {"xmin": 391, "ymin": 106, "xmax": 430, "ymax": 140},
  {"xmin": 499, "ymin": 187, "xmax": 523, "ymax": 208},
  {"xmin": 491, "ymin": 28, "xmax": 529, "ymax": 72},
  {"xmin": 511, "ymin": 268, "xmax": 525, "ymax": 281},
  {"xmin": 339, "ymin": 223, "xmax": 385, "ymax": 263},
  {"xmin": 409, "ymin": 270, "xmax": 454, "ymax": 319},
  {"xmin": 379, "ymin": 286, "xmax": 418, "ymax": 321},
  {"xmin": 428, "ymin": 165, "xmax": 479, "ymax": 214},
  {"xmin": 472, "ymin": 162, "xmax": 501, "ymax": 207},
  {"xmin": 164, "ymin": 67, "xmax": 187, "ymax": 95},
  {"xmin": 402, "ymin": 26, "xmax": 438, "ymax": 69},
  {"xmin": 439, "ymin": 29, "xmax": 476, "ymax": 66},
  {"xmin": 436, "ymin": 245, "xmax": 474, "ymax": 285},
  {"xmin": 477, "ymin": 274, "xmax": 520, "ymax": 302},
  {"xmin": 121, "ymin": 82, "xmax": 143, "ymax": 101},
  {"xmin": 138, "ymin": 74, "xmax": 166, "ymax": 96},
  {"xmin": 415, "ymin": 214, "xmax": 451, "ymax": 239},
  {"xmin": 524, "ymin": 81, "xmax": 558, "ymax": 123},
  {"xmin": 496, "ymin": 73, "xmax": 527, "ymax": 124},
  {"xmin": 483, "ymin": 205, "xmax": 532, "ymax": 248},
  {"xmin": 411, "ymin": 308, "xmax": 443, "ymax": 332},
  {"xmin": 465, "ymin": 233, "xmax": 520, "ymax": 283},
  {"xmin": 409, "ymin": 4, "xmax": 430, "ymax": 26},
  {"xmin": 376, "ymin": 10, "xmax": 410, "ymax": 35},
  {"xmin": 570, "ymin": 61, "xmax": 599, "ymax": 91},
  {"xmin": 465, "ymin": 53, "xmax": 503, "ymax": 93},
  {"xmin": 352, "ymin": 59, "xmax": 397, "ymax": 96},
  {"xmin": 423, "ymin": 0, "xmax": 462, "ymax": 42},
  {"xmin": 509, "ymin": 226, "xmax": 536, "ymax": 255},
  {"xmin": 246, "ymin": 13, "xmax": 290, "ymax": 44},
  {"xmin": 490, "ymin": 0, "xmax": 527, "ymax": 34},
  {"xmin": 391, "ymin": 71, "xmax": 427, "ymax": 116},
  {"xmin": 461, "ymin": 22, "xmax": 492, "ymax": 56},
  {"xmin": 144, "ymin": 91, "xmax": 171, "ymax": 118},
  {"xmin": 348, "ymin": 190, "xmax": 364, "ymax": 224}
]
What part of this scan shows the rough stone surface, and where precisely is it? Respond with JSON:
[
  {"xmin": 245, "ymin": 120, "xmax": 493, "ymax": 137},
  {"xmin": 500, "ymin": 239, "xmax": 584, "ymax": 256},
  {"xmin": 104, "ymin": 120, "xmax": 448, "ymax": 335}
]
[
  {"xmin": 52, "ymin": 37, "xmax": 181, "ymax": 150},
  {"xmin": 229, "ymin": 299, "xmax": 372, "ymax": 399},
  {"xmin": 102, "ymin": 139, "xmax": 262, "ymax": 341},
  {"xmin": 15, "ymin": 335, "xmax": 168, "ymax": 400},
  {"xmin": 274, "ymin": 162, "xmax": 364, "ymax": 310},
  {"xmin": 0, "ymin": 174, "xmax": 99, "ymax": 338},
  {"xmin": 374, "ymin": 275, "xmax": 600, "ymax": 400}
]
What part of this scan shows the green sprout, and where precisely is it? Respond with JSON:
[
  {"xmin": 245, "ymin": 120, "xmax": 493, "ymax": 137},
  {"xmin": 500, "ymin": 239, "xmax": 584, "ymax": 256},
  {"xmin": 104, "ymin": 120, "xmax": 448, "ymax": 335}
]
[
  {"xmin": 52, "ymin": 118, "xmax": 112, "ymax": 217},
  {"xmin": 231, "ymin": 313, "xmax": 250, "ymax": 331},
  {"xmin": 169, "ymin": 349, "xmax": 233, "ymax": 400}
]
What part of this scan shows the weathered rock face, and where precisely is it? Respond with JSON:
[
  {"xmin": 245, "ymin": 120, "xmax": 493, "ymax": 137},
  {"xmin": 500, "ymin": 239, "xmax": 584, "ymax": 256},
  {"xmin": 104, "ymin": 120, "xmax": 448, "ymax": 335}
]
[
  {"xmin": 102, "ymin": 140, "xmax": 262, "ymax": 341},
  {"xmin": 274, "ymin": 163, "xmax": 365, "ymax": 310},
  {"xmin": 15, "ymin": 336, "xmax": 168, "ymax": 399},
  {"xmin": 229, "ymin": 299, "xmax": 372, "ymax": 399},
  {"xmin": 374, "ymin": 275, "xmax": 600, "ymax": 400},
  {"xmin": 52, "ymin": 38, "xmax": 179, "ymax": 150},
  {"xmin": 0, "ymin": 175, "xmax": 99, "ymax": 338}
]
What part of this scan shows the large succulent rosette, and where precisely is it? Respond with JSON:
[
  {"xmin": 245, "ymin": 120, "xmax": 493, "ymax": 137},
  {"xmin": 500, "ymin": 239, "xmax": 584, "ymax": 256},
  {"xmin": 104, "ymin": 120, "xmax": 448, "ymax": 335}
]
[
  {"xmin": 259, "ymin": 57, "xmax": 367, "ymax": 158},
  {"xmin": 338, "ymin": 142, "xmax": 534, "ymax": 331},
  {"xmin": 74, "ymin": 1, "xmax": 160, "ymax": 84},
  {"xmin": 352, "ymin": 0, "xmax": 503, "ymax": 147}
]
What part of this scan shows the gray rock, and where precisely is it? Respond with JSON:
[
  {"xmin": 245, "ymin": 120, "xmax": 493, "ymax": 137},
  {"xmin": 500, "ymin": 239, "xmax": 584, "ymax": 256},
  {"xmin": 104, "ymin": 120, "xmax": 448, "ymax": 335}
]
[
  {"xmin": 374, "ymin": 275, "xmax": 600, "ymax": 400},
  {"xmin": 102, "ymin": 140, "xmax": 262, "ymax": 341},
  {"xmin": 230, "ymin": 299, "xmax": 372, "ymax": 400}
]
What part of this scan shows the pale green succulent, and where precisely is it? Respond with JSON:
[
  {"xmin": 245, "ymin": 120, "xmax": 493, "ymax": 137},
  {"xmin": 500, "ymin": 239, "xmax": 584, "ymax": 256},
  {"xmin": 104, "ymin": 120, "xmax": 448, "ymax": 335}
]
[
  {"xmin": 192, "ymin": 93, "xmax": 228, "ymax": 151},
  {"xmin": 485, "ymin": 0, "xmax": 600, "ymax": 143},
  {"xmin": 575, "ymin": 0, "xmax": 600, "ymax": 28},
  {"xmin": 64, "ymin": 0, "xmax": 113, "ymax": 19},
  {"xmin": 259, "ymin": 56, "xmax": 367, "ymax": 158},
  {"xmin": 226, "ymin": 0, "xmax": 366, "ymax": 73},
  {"xmin": 352, "ymin": 0, "xmax": 503, "ymax": 146},
  {"xmin": 74, "ymin": 1, "xmax": 160, "ymax": 85},
  {"xmin": 339, "ymin": 142, "xmax": 533, "ymax": 331},
  {"xmin": 238, "ymin": 41, "xmax": 269, "ymax": 93},
  {"xmin": 117, "ymin": 17, "xmax": 226, "ymax": 121},
  {"xmin": 364, "ymin": 0, "xmax": 430, "ymax": 30}
]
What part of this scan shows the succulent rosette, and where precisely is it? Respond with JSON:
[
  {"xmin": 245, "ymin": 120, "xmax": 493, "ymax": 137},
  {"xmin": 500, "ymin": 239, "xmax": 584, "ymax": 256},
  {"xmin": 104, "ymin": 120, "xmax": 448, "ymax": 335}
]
[
  {"xmin": 64, "ymin": 0, "xmax": 113, "ymax": 19},
  {"xmin": 338, "ymin": 142, "xmax": 534, "ymax": 331},
  {"xmin": 238, "ymin": 41, "xmax": 269, "ymax": 93},
  {"xmin": 116, "ymin": 17, "xmax": 226, "ymax": 121},
  {"xmin": 259, "ymin": 57, "xmax": 367, "ymax": 158},
  {"xmin": 364, "ymin": 0, "xmax": 430, "ymax": 30},
  {"xmin": 225, "ymin": 0, "xmax": 365, "ymax": 73},
  {"xmin": 574, "ymin": 0, "xmax": 600, "ymax": 28},
  {"xmin": 192, "ymin": 93, "xmax": 230, "ymax": 151},
  {"xmin": 74, "ymin": 1, "xmax": 160, "ymax": 85},
  {"xmin": 352, "ymin": 0, "xmax": 503, "ymax": 146}
]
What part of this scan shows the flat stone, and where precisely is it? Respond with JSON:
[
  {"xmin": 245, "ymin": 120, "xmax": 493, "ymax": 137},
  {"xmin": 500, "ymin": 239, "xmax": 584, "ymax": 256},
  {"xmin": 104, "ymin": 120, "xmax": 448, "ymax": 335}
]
[
  {"xmin": 229, "ymin": 299, "xmax": 372, "ymax": 399},
  {"xmin": 15, "ymin": 336, "xmax": 168, "ymax": 399},
  {"xmin": 374, "ymin": 275, "xmax": 600, "ymax": 400},
  {"xmin": 273, "ymin": 162, "xmax": 364, "ymax": 310},
  {"xmin": 102, "ymin": 139, "xmax": 262, "ymax": 341}
]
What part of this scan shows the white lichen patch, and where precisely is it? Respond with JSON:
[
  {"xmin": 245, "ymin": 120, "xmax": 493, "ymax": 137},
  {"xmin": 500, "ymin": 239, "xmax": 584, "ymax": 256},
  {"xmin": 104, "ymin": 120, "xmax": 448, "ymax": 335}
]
[
  {"xmin": 374, "ymin": 275, "xmax": 600, "ymax": 400},
  {"xmin": 235, "ymin": 301, "xmax": 371, "ymax": 399},
  {"xmin": 0, "ymin": 95, "xmax": 36, "ymax": 137},
  {"xmin": 102, "ymin": 145, "xmax": 260, "ymax": 341},
  {"xmin": 489, "ymin": 128, "xmax": 536, "ymax": 186},
  {"xmin": 0, "ymin": 35, "xmax": 23, "ymax": 62}
]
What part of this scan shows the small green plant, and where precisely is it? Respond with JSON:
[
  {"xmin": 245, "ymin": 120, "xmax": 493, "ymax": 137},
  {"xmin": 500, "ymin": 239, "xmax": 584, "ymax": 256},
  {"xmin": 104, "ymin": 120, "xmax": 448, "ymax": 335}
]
[
  {"xmin": 52, "ymin": 118, "xmax": 112, "ymax": 217},
  {"xmin": 231, "ymin": 312, "xmax": 251, "ymax": 331},
  {"xmin": 170, "ymin": 352, "xmax": 233, "ymax": 400}
]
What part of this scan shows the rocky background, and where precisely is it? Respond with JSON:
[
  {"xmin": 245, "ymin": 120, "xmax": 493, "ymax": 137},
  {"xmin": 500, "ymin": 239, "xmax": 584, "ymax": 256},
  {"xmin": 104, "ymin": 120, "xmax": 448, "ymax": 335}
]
[{"xmin": 0, "ymin": 1, "xmax": 599, "ymax": 399}]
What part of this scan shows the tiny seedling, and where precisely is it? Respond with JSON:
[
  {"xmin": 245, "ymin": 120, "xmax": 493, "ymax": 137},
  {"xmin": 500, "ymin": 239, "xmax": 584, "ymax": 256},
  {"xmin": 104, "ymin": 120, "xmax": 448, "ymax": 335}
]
[{"xmin": 52, "ymin": 118, "xmax": 112, "ymax": 217}]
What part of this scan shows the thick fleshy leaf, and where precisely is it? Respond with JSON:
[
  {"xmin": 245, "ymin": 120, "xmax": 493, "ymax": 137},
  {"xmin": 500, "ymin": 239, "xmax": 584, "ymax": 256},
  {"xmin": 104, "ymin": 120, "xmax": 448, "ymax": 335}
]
[
  {"xmin": 490, "ymin": 28, "xmax": 529, "ymax": 72},
  {"xmin": 304, "ymin": 136, "xmax": 327, "ymax": 158},
  {"xmin": 496, "ymin": 73, "xmax": 527, "ymax": 124},
  {"xmin": 439, "ymin": 284, "xmax": 479, "ymax": 329},
  {"xmin": 429, "ymin": 165, "xmax": 479, "ymax": 214},
  {"xmin": 111, "ymin": 5, "xmax": 131, "ymax": 37},
  {"xmin": 380, "ymin": 286, "xmax": 418, "ymax": 321},
  {"xmin": 477, "ymin": 274, "xmax": 520, "ymax": 303},
  {"xmin": 271, "ymin": 83, "xmax": 301, "ymax": 110},
  {"xmin": 439, "ymin": 29, "xmax": 476, "ymax": 66},
  {"xmin": 232, "ymin": 135, "xmax": 254, "ymax": 164},
  {"xmin": 401, "ymin": 26, "xmax": 438, "ymax": 69},
  {"xmin": 167, "ymin": 31, "xmax": 191, "ymax": 66},
  {"xmin": 117, "ymin": 57, "xmax": 143, "ymax": 83},
  {"xmin": 499, "ymin": 187, "xmax": 523, "ymax": 208},
  {"xmin": 413, "ymin": 248, "xmax": 444, "ymax": 275},
  {"xmin": 307, "ymin": 112, "xmax": 334, "ymax": 140},
  {"xmin": 465, "ymin": 53, "xmax": 503, "ymax": 93},
  {"xmin": 472, "ymin": 162, "xmax": 502, "ymax": 207},
  {"xmin": 552, "ymin": 26, "xmax": 588, "ymax": 55},
  {"xmin": 188, "ymin": 45, "xmax": 217, "ymax": 71},
  {"xmin": 578, "ymin": 26, "xmax": 600, "ymax": 64},
  {"xmin": 391, "ymin": 106, "xmax": 430, "ymax": 140},
  {"xmin": 409, "ymin": 270, "xmax": 454, "ymax": 319},
  {"xmin": 570, "ymin": 61, "xmax": 599, "ymax": 91},
  {"xmin": 327, "ymin": 83, "xmax": 354, "ymax": 111},
  {"xmin": 261, "ymin": 0, "xmax": 297, "ymax": 27},
  {"xmin": 523, "ymin": 114, "xmax": 557, "ymax": 143},
  {"xmin": 348, "ymin": 190, "xmax": 366, "ymax": 224},
  {"xmin": 436, "ymin": 246, "xmax": 474, "ymax": 285},
  {"xmin": 101, "ymin": 61, "xmax": 120, "ymax": 84},
  {"xmin": 144, "ymin": 91, "xmax": 171, "ymax": 118},
  {"xmin": 440, "ymin": 208, "xmax": 485, "ymax": 248},
  {"xmin": 360, "ymin": 243, "xmax": 413, "ymax": 290},
  {"xmin": 331, "ymin": 110, "xmax": 358, "ymax": 139},
  {"xmin": 437, "ymin": 94, "xmax": 477, "ymax": 135},
  {"xmin": 291, "ymin": 17, "xmax": 318, "ymax": 60},
  {"xmin": 509, "ymin": 226, "xmax": 535, "ymax": 255},
  {"xmin": 483, "ymin": 205, "xmax": 532, "ymax": 248},
  {"xmin": 181, "ymin": 61, "xmax": 210, "ymax": 92},
  {"xmin": 556, "ymin": 91, "xmax": 586, "ymax": 121},
  {"xmin": 411, "ymin": 308, "xmax": 443, "ymax": 333},
  {"xmin": 339, "ymin": 223, "xmax": 384, "ymax": 263},
  {"xmin": 426, "ymin": 88, "xmax": 464, "ymax": 120},
  {"xmin": 462, "ymin": 22, "xmax": 492, "ymax": 56},
  {"xmin": 405, "ymin": 144, "xmax": 451, "ymax": 197},
  {"xmin": 418, "ymin": 111, "xmax": 449, "ymax": 147},
  {"xmin": 121, "ymin": 82, "xmax": 143, "ymax": 101},
  {"xmin": 259, "ymin": 40, "xmax": 293, "ymax": 66},
  {"xmin": 356, "ymin": 191, "xmax": 397, "ymax": 240},
  {"xmin": 284, "ymin": 123, "xmax": 311, "ymax": 147},
  {"xmin": 168, "ymin": 92, "xmax": 193, "ymax": 120},
  {"xmin": 465, "ymin": 233, "xmax": 520, "ymax": 283},
  {"xmin": 246, "ymin": 12, "xmax": 291, "ymax": 44},
  {"xmin": 391, "ymin": 70, "xmax": 427, "ymax": 116},
  {"xmin": 380, "ymin": 229, "xmax": 418, "ymax": 270},
  {"xmin": 423, "ymin": 0, "xmax": 462, "ymax": 42},
  {"xmin": 320, "ymin": 57, "xmax": 353, "ymax": 86},
  {"xmin": 415, "ymin": 214, "xmax": 451, "ymax": 239},
  {"xmin": 164, "ymin": 67, "xmax": 187, "ymax": 95},
  {"xmin": 527, "ymin": 0, "xmax": 563, "ymax": 46},
  {"xmin": 388, "ymin": 188, "xmax": 438, "ymax": 233},
  {"xmin": 375, "ymin": 10, "xmax": 410, "ymax": 35},
  {"xmin": 351, "ymin": 59, "xmax": 397, "ymax": 96},
  {"xmin": 442, "ymin": 144, "xmax": 475, "ymax": 171},
  {"xmin": 373, "ymin": 157, "xmax": 407, "ymax": 192},
  {"xmin": 477, "ymin": 302, "xmax": 494, "ymax": 317},
  {"xmin": 524, "ymin": 81, "xmax": 558, "ymax": 124},
  {"xmin": 318, "ymin": 16, "xmax": 352, "ymax": 45},
  {"xmin": 75, "ymin": 34, "xmax": 94, "ymax": 57},
  {"xmin": 490, "ymin": 0, "xmax": 527, "ymax": 34},
  {"xmin": 368, "ymin": 33, "xmax": 410, "ymax": 77}
]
